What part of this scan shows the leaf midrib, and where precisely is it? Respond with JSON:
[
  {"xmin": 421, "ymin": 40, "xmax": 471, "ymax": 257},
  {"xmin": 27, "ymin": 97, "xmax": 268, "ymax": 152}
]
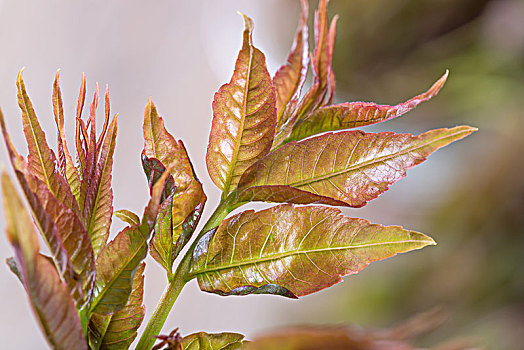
[
  {"xmin": 192, "ymin": 238, "xmax": 432, "ymax": 275},
  {"xmin": 286, "ymin": 128, "xmax": 468, "ymax": 188},
  {"xmin": 222, "ymin": 43, "xmax": 254, "ymax": 197}
]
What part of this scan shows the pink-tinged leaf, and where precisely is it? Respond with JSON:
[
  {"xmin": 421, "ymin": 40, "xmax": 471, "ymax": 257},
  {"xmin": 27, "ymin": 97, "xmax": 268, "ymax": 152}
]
[
  {"xmin": 86, "ymin": 114, "xmax": 118, "ymax": 256},
  {"xmin": 191, "ymin": 205, "xmax": 435, "ymax": 298},
  {"xmin": 286, "ymin": 71, "xmax": 449, "ymax": 143},
  {"xmin": 88, "ymin": 263, "xmax": 145, "ymax": 350},
  {"xmin": 114, "ymin": 209, "xmax": 140, "ymax": 226},
  {"xmin": 272, "ymin": 1, "xmax": 338, "ymax": 149},
  {"xmin": 143, "ymin": 100, "xmax": 207, "ymax": 273},
  {"xmin": 53, "ymin": 70, "xmax": 81, "ymax": 202},
  {"xmin": 182, "ymin": 332, "xmax": 246, "ymax": 350},
  {"xmin": 1, "ymin": 111, "xmax": 95, "ymax": 307},
  {"xmin": 206, "ymin": 14, "xmax": 277, "ymax": 197},
  {"xmin": 17, "ymin": 70, "xmax": 80, "ymax": 215},
  {"xmin": 237, "ymin": 126, "xmax": 476, "ymax": 208},
  {"xmin": 273, "ymin": 0, "xmax": 309, "ymax": 129},
  {"xmin": 91, "ymin": 164, "xmax": 173, "ymax": 315},
  {"xmin": 1, "ymin": 173, "xmax": 87, "ymax": 350},
  {"xmin": 75, "ymin": 73, "xmax": 87, "ymax": 173},
  {"xmin": 79, "ymin": 83, "xmax": 99, "ymax": 215}
]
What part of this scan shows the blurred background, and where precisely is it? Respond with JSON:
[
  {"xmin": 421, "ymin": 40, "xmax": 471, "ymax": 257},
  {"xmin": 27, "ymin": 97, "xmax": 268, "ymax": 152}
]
[{"xmin": 0, "ymin": 0, "xmax": 522, "ymax": 348}]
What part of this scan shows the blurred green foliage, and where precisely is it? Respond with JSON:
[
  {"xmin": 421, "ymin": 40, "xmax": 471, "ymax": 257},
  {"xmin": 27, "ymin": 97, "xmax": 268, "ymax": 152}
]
[{"xmin": 283, "ymin": 0, "xmax": 524, "ymax": 348}]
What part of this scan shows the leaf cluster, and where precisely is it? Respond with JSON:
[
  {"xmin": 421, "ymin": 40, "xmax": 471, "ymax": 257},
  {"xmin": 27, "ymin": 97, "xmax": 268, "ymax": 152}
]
[{"xmin": 0, "ymin": 0, "xmax": 476, "ymax": 349}]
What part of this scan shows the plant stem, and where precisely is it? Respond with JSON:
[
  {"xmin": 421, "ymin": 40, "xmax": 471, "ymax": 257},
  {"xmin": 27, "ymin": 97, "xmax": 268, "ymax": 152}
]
[{"xmin": 136, "ymin": 193, "xmax": 242, "ymax": 350}]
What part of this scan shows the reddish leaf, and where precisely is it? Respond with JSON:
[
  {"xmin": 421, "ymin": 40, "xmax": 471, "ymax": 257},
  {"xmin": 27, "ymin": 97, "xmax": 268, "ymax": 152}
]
[
  {"xmin": 0, "ymin": 110, "xmax": 95, "ymax": 307},
  {"xmin": 53, "ymin": 70, "xmax": 82, "ymax": 202},
  {"xmin": 237, "ymin": 126, "xmax": 476, "ymax": 207},
  {"xmin": 17, "ymin": 70, "xmax": 79, "ymax": 215},
  {"xmin": 75, "ymin": 73, "xmax": 87, "ymax": 173},
  {"xmin": 88, "ymin": 263, "xmax": 146, "ymax": 350},
  {"xmin": 91, "ymin": 163, "xmax": 173, "ymax": 315},
  {"xmin": 272, "ymin": 0, "xmax": 338, "ymax": 149},
  {"xmin": 1, "ymin": 173, "xmax": 86, "ymax": 350},
  {"xmin": 273, "ymin": 0, "xmax": 309, "ymax": 129},
  {"xmin": 86, "ymin": 114, "xmax": 118, "ymax": 256},
  {"xmin": 285, "ymin": 71, "xmax": 449, "ymax": 143},
  {"xmin": 192, "ymin": 205, "xmax": 435, "ymax": 298},
  {"xmin": 206, "ymin": 14, "xmax": 277, "ymax": 196}
]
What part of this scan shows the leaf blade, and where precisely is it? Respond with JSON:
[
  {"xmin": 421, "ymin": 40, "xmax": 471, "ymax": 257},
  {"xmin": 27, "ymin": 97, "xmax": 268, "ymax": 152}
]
[
  {"xmin": 1, "ymin": 172, "xmax": 87, "ymax": 350},
  {"xmin": 88, "ymin": 263, "xmax": 145, "ymax": 350},
  {"xmin": 273, "ymin": 0, "xmax": 309, "ymax": 129},
  {"xmin": 91, "ymin": 163, "xmax": 173, "ymax": 315},
  {"xmin": 238, "ymin": 126, "xmax": 477, "ymax": 207},
  {"xmin": 0, "ymin": 110, "xmax": 95, "ymax": 307},
  {"xmin": 286, "ymin": 71, "xmax": 449, "ymax": 143},
  {"xmin": 182, "ymin": 332, "xmax": 246, "ymax": 350},
  {"xmin": 206, "ymin": 14, "xmax": 277, "ymax": 196},
  {"xmin": 17, "ymin": 70, "xmax": 80, "ymax": 215},
  {"xmin": 192, "ymin": 205, "xmax": 435, "ymax": 298}
]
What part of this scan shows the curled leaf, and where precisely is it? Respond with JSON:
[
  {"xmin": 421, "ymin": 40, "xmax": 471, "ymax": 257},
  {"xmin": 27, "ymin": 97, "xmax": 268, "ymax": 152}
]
[
  {"xmin": 238, "ymin": 126, "xmax": 477, "ymax": 207},
  {"xmin": 143, "ymin": 99, "xmax": 206, "ymax": 273},
  {"xmin": 182, "ymin": 332, "xmax": 246, "ymax": 350},
  {"xmin": 192, "ymin": 204, "xmax": 435, "ymax": 298},
  {"xmin": 206, "ymin": 14, "xmax": 277, "ymax": 196},
  {"xmin": 114, "ymin": 209, "xmax": 140, "ymax": 226}
]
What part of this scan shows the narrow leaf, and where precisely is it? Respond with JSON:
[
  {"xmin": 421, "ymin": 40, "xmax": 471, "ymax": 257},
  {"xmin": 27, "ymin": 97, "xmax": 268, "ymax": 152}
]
[
  {"xmin": 91, "ymin": 164, "xmax": 173, "ymax": 315},
  {"xmin": 237, "ymin": 126, "xmax": 477, "ymax": 208},
  {"xmin": 192, "ymin": 205, "xmax": 435, "ymax": 298},
  {"xmin": 182, "ymin": 332, "xmax": 246, "ymax": 350},
  {"xmin": 286, "ymin": 71, "xmax": 449, "ymax": 143},
  {"xmin": 86, "ymin": 114, "xmax": 118, "ymax": 256},
  {"xmin": 53, "ymin": 70, "xmax": 82, "ymax": 201},
  {"xmin": 1, "ymin": 172, "xmax": 86, "ymax": 350},
  {"xmin": 114, "ymin": 209, "xmax": 140, "ymax": 226},
  {"xmin": 0, "ymin": 110, "xmax": 95, "ymax": 307},
  {"xmin": 75, "ymin": 73, "xmax": 87, "ymax": 173},
  {"xmin": 89, "ymin": 263, "xmax": 145, "ymax": 350},
  {"xmin": 273, "ymin": 0, "xmax": 309, "ymax": 129},
  {"xmin": 272, "ymin": 1, "xmax": 338, "ymax": 149},
  {"xmin": 206, "ymin": 14, "xmax": 277, "ymax": 196},
  {"xmin": 17, "ymin": 70, "xmax": 80, "ymax": 215}
]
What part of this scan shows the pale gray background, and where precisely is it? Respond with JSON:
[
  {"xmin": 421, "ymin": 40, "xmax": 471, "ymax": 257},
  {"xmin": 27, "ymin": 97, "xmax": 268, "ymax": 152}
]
[{"xmin": 0, "ymin": 0, "xmax": 471, "ymax": 348}]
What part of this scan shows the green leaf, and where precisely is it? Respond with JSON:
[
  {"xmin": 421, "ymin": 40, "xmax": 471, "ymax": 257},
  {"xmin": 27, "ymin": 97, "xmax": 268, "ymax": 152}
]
[
  {"xmin": 17, "ymin": 70, "xmax": 80, "ymax": 216},
  {"xmin": 1, "ymin": 172, "xmax": 87, "ymax": 350},
  {"xmin": 285, "ymin": 71, "xmax": 449, "ymax": 143},
  {"xmin": 143, "ymin": 100, "xmax": 207, "ymax": 273},
  {"xmin": 237, "ymin": 126, "xmax": 477, "ymax": 207},
  {"xmin": 182, "ymin": 332, "xmax": 246, "ymax": 350},
  {"xmin": 0, "ymin": 110, "xmax": 95, "ymax": 307},
  {"xmin": 89, "ymin": 263, "xmax": 146, "ymax": 350},
  {"xmin": 191, "ymin": 204, "xmax": 435, "ymax": 298},
  {"xmin": 91, "ymin": 163, "xmax": 173, "ymax": 315},
  {"xmin": 75, "ymin": 73, "xmax": 87, "ymax": 173},
  {"xmin": 273, "ymin": 0, "xmax": 309, "ymax": 129},
  {"xmin": 86, "ymin": 113, "xmax": 118, "ymax": 256},
  {"xmin": 206, "ymin": 14, "xmax": 277, "ymax": 197},
  {"xmin": 114, "ymin": 209, "xmax": 140, "ymax": 226},
  {"xmin": 53, "ymin": 70, "xmax": 82, "ymax": 202}
]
